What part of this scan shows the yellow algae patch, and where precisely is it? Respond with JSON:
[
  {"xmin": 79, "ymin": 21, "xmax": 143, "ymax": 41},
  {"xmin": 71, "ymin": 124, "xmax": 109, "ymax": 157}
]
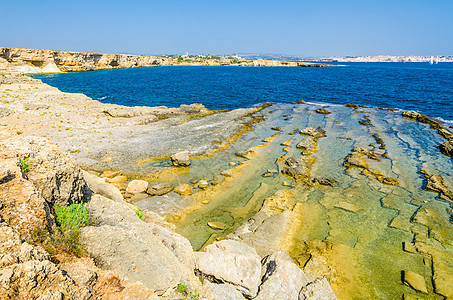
[
  {"xmin": 298, "ymin": 240, "xmax": 376, "ymax": 300},
  {"xmin": 262, "ymin": 132, "xmax": 280, "ymax": 143},
  {"xmin": 280, "ymin": 139, "xmax": 292, "ymax": 146}
]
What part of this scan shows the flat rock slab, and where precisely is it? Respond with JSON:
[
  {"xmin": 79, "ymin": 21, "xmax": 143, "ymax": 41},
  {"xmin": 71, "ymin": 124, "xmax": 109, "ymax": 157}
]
[
  {"xmin": 334, "ymin": 201, "xmax": 360, "ymax": 213},
  {"xmin": 256, "ymin": 251, "xmax": 309, "ymax": 300},
  {"xmin": 403, "ymin": 270, "xmax": 428, "ymax": 294},
  {"xmin": 195, "ymin": 240, "xmax": 261, "ymax": 298},
  {"xmin": 299, "ymin": 277, "xmax": 337, "ymax": 300}
]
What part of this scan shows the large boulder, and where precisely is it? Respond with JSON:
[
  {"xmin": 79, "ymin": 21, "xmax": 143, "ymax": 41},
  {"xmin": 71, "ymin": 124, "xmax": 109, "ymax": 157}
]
[
  {"xmin": 195, "ymin": 240, "xmax": 262, "ymax": 298},
  {"xmin": 256, "ymin": 251, "xmax": 309, "ymax": 300},
  {"xmin": 171, "ymin": 151, "xmax": 191, "ymax": 167},
  {"xmin": 81, "ymin": 195, "xmax": 197, "ymax": 295},
  {"xmin": 81, "ymin": 170, "xmax": 123, "ymax": 202},
  {"xmin": 126, "ymin": 179, "xmax": 149, "ymax": 194}
]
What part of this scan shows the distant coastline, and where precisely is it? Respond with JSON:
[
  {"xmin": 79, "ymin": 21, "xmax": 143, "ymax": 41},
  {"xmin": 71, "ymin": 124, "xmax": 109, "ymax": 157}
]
[{"xmin": 0, "ymin": 47, "xmax": 338, "ymax": 74}]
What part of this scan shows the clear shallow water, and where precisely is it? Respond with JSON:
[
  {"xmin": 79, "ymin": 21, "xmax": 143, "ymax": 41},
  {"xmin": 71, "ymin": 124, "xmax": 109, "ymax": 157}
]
[
  {"xmin": 32, "ymin": 63, "xmax": 453, "ymax": 122},
  {"xmin": 137, "ymin": 103, "xmax": 453, "ymax": 299}
]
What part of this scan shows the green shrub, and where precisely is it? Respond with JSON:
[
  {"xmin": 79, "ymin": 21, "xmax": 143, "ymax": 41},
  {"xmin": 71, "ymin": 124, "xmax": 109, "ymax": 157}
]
[
  {"xmin": 19, "ymin": 157, "xmax": 31, "ymax": 173},
  {"xmin": 50, "ymin": 202, "xmax": 91, "ymax": 257},
  {"xmin": 55, "ymin": 202, "xmax": 90, "ymax": 232},
  {"xmin": 133, "ymin": 206, "xmax": 146, "ymax": 221}
]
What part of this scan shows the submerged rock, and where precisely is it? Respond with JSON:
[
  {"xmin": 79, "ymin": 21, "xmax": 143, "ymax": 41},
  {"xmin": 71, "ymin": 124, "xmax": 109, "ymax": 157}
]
[
  {"xmin": 174, "ymin": 184, "xmax": 192, "ymax": 195},
  {"xmin": 235, "ymin": 148, "xmax": 256, "ymax": 159},
  {"xmin": 146, "ymin": 182, "xmax": 174, "ymax": 196},
  {"xmin": 403, "ymin": 270, "xmax": 428, "ymax": 294},
  {"xmin": 207, "ymin": 221, "xmax": 226, "ymax": 230}
]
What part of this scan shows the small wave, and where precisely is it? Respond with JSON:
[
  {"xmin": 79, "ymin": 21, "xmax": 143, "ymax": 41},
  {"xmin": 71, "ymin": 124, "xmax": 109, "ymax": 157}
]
[
  {"xmin": 98, "ymin": 96, "xmax": 109, "ymax": 100},
  {"xmin": 435, "ymin": 117, "xmax": 453, "ymax": 125}
]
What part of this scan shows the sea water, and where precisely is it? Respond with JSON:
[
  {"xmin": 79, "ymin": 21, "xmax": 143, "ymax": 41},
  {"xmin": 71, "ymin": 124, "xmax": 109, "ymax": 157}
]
[{"xmin": 32, "ymin": 63, "xmax": 453, "ymax": 122}]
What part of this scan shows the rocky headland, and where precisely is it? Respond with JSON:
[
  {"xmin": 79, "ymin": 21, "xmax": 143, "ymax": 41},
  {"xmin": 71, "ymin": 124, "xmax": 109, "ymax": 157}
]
[
  {"xmin": 1, "ymin": 52, "xmax": 453, "ymax": 300},
  {"xmin": 0, "ymin": 47, "xmax": 338, "ymax": 74}
]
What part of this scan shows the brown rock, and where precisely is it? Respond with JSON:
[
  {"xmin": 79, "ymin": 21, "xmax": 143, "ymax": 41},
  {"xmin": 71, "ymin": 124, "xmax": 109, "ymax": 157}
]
[
  {"xmin": 126, "ymin": 180, "xmax": 149, "ymax": 194},
  {"xmin": 146, "ymin": 182, "xmax": 174, "ymax": 196},
  {"xmin": 174, "ymin": 184, "xmax": 191, "ymax": 195},
  {"xmin": 170, "ymin": 151, "xmax": 191, "ymax": 167},
  {"xmin": 425, "ymin": 174, "xmax": 453, "ymax": 200},
  {"xmin": 315, "ymin": 108, "xmax": 331, "ymax": 114},
  {"xmin": 439, "ymin": 141, "xmax": 453, "ymax": 158}
]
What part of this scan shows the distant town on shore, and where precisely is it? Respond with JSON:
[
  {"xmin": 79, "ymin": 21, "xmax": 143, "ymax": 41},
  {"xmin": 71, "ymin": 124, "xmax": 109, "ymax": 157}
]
[{"xmin": 237, "ymin": 53, "xmax": 453, "ymax": 63}]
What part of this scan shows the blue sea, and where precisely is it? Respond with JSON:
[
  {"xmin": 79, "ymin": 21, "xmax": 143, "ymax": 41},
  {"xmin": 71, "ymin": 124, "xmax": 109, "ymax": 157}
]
[{"xmin": 31, "ymin": 63, "xmax": 453, "ymax": 122}]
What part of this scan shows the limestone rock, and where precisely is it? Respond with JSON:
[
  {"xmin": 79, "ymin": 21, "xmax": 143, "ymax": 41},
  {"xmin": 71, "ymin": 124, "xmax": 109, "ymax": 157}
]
[
  {"xmin": 207, "ymin": 221, "xmax": 226, "ymax": 230},
  {"xmin": 235, "ymin": 148, "xmax": 256, "ymax": 159},
  {"xmin": 195, "ymin": 240, "xmax": 261, "ymax": 298},
  {"xmin": 195, "ymin": 180, "xmax": 209, "ymax": 189},
  {"xmin": 0, "ymin": 223, "xmax": 90, "ymax": 299},
  {"xmin": 425, "ymin": 174, "xmax": 453, "ymax": 200},
  {"xmin": 174, "ymin": 184, "xmax": 192, "ymax": 195},
  {"xmin": 20, "ymin": 137, "xmax": 92, "ymax": 206},
  {"xmin": 282, "ymin": 156, "xmax": 314, "ymax": 181},
  {"xmin": 299, "ymin": 277, "xmax": 337, "ymax": 300},
  {"xmin": 171, "ymin": 151, "xmax": 191, "ymax": 167},
  {"xmin": 256, "ymin": 251, "xmax": 309, "ymax": 300},
  {"xmin": 106, "ymin": 175, "xmax": 127, "ymax": 183},
  {"xmin": 82, "ymin": 170, "xmax": 123, "ymax": 202},
  {"xmin": 126, "ymin": 179, "xmax": 149, "ymax": 194},
  {"xmin": 208, "ymin": 282, "xmax": 245, "ymax": 300},
  {"xmin": 403, "ymin": 270, "xmax": 428, "ymax": 294},
  {"xmin": 299, "ymin": 127, "xmax": 326, "ymax": 139},
  {"xmin": 81, "ymin": 195, "xmax": 197, "ymax": 295},
  {"xmin": 438, "ymin": 128, "xmax": 453, "ymax": 141},
  {"xmin": 297, "ymin": 136, "xmax": 317, "ymax": 155},
  {"xmin": 146, "ymin": 182, "xmax": 174, "ymax": 196},
  {"xmin": 315, "ymin": 108, "xmax": 330, "ymax": 114},
  {"xmin": 439, "ymin": 141, "xmax": 453, "ymax": 158}
]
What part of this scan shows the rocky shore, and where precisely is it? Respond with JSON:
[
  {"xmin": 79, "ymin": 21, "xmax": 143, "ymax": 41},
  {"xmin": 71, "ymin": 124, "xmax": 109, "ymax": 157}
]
[
  {"xmin": 0, "ymin": 56, "xmax": 339, "ymax": 299},
  {"xmin": 1, "ymin": 54, "xmax": 453, "ymax": 299},
  {"xmin": 0, "ymin": 47, "xmax": 337, "ymax": 74}
]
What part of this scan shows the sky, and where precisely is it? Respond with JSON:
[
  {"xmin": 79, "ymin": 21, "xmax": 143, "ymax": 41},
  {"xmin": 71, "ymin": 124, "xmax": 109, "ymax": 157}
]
[{"xmin": 1, "ymin": 0, "xmax": 452, "ymax": 57}]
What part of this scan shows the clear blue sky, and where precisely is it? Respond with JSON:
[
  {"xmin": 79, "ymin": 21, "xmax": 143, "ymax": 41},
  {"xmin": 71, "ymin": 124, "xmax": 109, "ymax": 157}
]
[{"xmin": 1, "ymin": 0, "xmax": 452, "ymax": 56}]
